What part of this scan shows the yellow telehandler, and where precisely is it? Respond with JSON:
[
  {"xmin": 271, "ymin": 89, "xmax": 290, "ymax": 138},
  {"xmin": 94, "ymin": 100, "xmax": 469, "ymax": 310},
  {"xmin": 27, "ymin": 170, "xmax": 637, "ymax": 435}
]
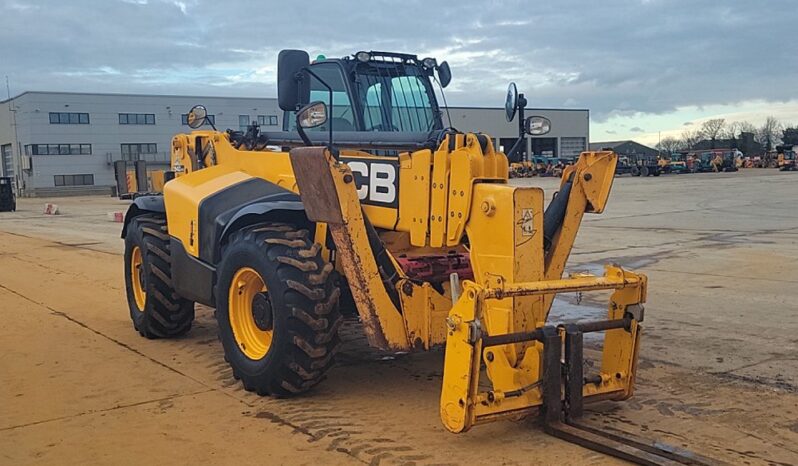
[{"xmin": 121, "ymin": 49, "xmax": 713, "ymax": 464}]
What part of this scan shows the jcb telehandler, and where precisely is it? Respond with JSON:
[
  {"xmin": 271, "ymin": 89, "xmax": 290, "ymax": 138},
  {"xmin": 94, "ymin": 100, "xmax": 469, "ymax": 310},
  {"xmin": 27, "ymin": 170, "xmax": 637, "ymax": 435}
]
[{"xmin": 122, "ymin": 50, "xmax": 712, "ymax": 464}]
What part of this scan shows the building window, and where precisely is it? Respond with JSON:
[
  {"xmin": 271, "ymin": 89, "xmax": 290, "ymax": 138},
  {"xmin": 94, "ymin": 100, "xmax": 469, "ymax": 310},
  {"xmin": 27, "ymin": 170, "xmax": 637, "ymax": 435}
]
[
  {"xmin": 121, "ymin": 143, "xmax": 157, "ymax": 161},
  {"xmin": 119, "ymin": 113, "xmax": 155, "ymax": 125},
  {"xmin": 54, "ymin": 174, "xmax": 94, "ymax": 187},
  {"xmin": 181, "ymin": 113, "xmax": 215, "ymax": 126},
  {"xmin": 1, "ymin": 144, "xmax": 12, "ymax": 177},
  {"xmin": 239, "ymin": 115, "xmax": 250, "ymax": 131},
  {"xmin": 48, "ymin": 112, "xmax": 90, "ymax": 124},
  {"xmin": 257, "ymin": 115, "xmax": 279, "ymax": 126},
  {"xmin": 24, "ymin": 144, "xmax": 91, "ymax": 155}
]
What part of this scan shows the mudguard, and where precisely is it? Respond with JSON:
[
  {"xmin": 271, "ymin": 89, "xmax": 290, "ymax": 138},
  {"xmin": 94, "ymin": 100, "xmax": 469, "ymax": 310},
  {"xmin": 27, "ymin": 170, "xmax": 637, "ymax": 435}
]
[
  {"xmin": 218, "ymin": 200, "xmax": 305, "ymax": 244},
  {"xmin": 196, "ymin": 178, "xmax": 307, "ymax": 264},
  {"xmin": 121, "ymin": 195, "xmax": 165, "ymax": 238}
]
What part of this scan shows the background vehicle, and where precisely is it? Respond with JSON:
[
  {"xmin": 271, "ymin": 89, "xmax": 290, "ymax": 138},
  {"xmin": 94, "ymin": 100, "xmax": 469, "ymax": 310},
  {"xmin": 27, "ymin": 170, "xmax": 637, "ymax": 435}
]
[
  {"xmin": 669, "ymin": 153, "xmax": 689, "ymax": 173},
  {"xmin": 658, "ymin": 153, "xmax": 688, "ymax": 174},
  {"xmin": 690, "ymin": 149, "xmax": 740, "ymax": 173},
  {"xmin": 623, "ymin": 154, "xmax": 660, "ymax": 176},
  {"xmin": 777, "ymin": 145, "xmax": 796, "ymax": 171},
  {"xmin": 611, "ymin": 154, "xmax": 659, "ymax": 176},
  {"xmin": 614, "ymin": 155, "xmax": 633, "ymax": 175},
  {"xmin": 0, "ymin": 177, "xmax": 15, "ymax": 212},
  {"xmin": 720, "ymin": 150, "xmax": 739, "ymax": 172},
  {"xmin": 759, "ymin": 150, "xmax": 779, "ymax": 168},
  {"xmin": 118, "ymin": 49, "xmax": 704, "ymax": 464},
  {"xmin": 690, "ymin": 151, "xmax": 718, "ymax": 172}
]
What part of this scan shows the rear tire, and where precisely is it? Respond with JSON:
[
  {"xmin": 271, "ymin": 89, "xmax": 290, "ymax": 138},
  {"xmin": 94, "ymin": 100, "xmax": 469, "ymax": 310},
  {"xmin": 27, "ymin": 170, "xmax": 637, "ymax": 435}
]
[
  {"xmin": 641, "ymin": 166, "xmax": 650, "ymax": 177},
  {"xmin": 631, "ymin": 167, "xmax": 641, "ymax": 176},
  {"xmin": 215, "ymin": 223, "xmax": 342, "ymax": 396},
  {"xmin": 124, "ymin": 214, "xmax": 195, "ymax": 338}
]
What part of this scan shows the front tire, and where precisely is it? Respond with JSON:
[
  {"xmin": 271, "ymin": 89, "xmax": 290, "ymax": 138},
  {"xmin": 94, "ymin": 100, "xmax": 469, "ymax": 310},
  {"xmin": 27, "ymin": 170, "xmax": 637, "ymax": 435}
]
[
  {"xmin": 124, "ymin": 214, "xmax": 195, "ymax": 338},
  {"xmin": 215, "ymin": 223, "xmax": 342, "ymax": 396}
]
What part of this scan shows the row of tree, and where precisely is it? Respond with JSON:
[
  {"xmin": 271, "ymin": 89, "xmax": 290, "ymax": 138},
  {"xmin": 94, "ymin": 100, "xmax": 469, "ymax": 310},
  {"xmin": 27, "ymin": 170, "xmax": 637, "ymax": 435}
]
[{"xmin": 656, "ymin": 117, "xmax": 798, "ymax": 154}]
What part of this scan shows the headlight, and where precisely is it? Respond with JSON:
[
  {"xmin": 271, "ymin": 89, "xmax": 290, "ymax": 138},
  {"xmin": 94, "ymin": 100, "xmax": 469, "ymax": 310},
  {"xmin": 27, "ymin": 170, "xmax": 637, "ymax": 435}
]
[{"xmin": 355, "ymin": 51, "xmax": 371, "ymax": 63}]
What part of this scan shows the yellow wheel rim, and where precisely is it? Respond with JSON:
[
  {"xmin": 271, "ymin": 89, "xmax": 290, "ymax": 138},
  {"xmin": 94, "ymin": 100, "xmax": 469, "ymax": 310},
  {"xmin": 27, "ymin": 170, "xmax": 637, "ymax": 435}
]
[
  {"xmin": 130, "ymin": 245, "xmax": 146, "ymax": 311},
  {"xmin": 229, "ymin": 267, "xmax": 273, "ymax": 360}
]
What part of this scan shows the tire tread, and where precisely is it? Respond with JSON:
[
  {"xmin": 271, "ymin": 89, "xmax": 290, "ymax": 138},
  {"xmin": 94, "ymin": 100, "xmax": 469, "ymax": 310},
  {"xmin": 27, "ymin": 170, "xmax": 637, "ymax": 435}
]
[{"xmin": 219, "ymin": 223, "xmax": 342, "ymax": 397}]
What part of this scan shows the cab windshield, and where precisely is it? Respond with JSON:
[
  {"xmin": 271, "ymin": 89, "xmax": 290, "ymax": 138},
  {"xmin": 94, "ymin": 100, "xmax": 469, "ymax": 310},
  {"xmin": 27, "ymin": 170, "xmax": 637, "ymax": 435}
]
[
  {"xmin": 353, "ymin": 61, "xmax": 437, "ymax": 132},
  {"xmin": 285, "ymin": 59, "xmax": 440, "ymax": 132}
]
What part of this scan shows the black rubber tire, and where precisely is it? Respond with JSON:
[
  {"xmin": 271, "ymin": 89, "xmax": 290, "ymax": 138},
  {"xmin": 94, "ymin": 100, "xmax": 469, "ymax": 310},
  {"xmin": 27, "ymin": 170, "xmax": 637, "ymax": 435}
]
[
  {"xmin": 653, "ymin": 169, "xmax": 660, "ymax": 176},
  {"xmin": 631, "ymin": 167, "xmax": 641, "ymax": 176},
  {"xmin": 124, "ymin": 214, "xmax": 195, "ymax": 338},
  {"xmin": 641, "ymin": 166, "xmax": 650, "ymax": 177},
  {"xmin": 215, "ymin": 223, "xmax": 342, "ymax": 396}
]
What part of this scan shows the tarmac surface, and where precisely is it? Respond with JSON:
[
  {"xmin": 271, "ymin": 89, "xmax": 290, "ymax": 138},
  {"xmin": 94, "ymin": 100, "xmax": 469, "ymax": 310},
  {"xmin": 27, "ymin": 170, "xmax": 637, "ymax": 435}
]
[{"xmin": 1, "ymin": 169, "xmax": 797, "ymax": 465}]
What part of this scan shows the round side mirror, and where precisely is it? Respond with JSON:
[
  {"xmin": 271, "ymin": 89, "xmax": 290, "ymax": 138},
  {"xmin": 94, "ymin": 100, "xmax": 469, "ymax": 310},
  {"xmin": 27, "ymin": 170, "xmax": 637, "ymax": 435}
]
[
  {"xmin": 505, "ymin": 82, "xmax": 518, "ymax": 122},
  {"xmin": 438, "ymin": 61, "xmax": 452, "ymax": 88},
  {"xmin": 296, "ymin": 101, "xmax": 328, "ymax": 129},
  {"xmin": 187, "ymin": 105, "xmax": 208, "ymax": 129},
  {"xmin": 525, "ymin": 115, "xmax": 552, "ymax": 136}
]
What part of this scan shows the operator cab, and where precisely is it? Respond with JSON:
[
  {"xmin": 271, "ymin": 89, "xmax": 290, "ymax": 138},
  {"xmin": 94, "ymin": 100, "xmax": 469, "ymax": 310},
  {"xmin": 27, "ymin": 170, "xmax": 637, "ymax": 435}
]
[{"xmin": 280, "ymin": 50, "xmax": 450, "ymax": 134}]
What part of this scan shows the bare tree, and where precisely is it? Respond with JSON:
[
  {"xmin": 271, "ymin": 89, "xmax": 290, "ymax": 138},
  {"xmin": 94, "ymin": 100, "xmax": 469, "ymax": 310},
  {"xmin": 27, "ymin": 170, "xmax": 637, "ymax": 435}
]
[
  {"xmin": 738, "ymin": 121, "xmax": 757, "ymax": 135},
  {"xmin": 723, "ymin": 121, "xmax": 740, "ymax": 139},
  {"xmin": 757, "ymin": 116, "xmax": 782, "ymax": 151},
  {"xmin": 700, "ymin": 118, "xmax": 726, "ymax": 148},
  {"xmin": 656, "ymin": 136, "xmax": 683, "ymax": 154},
  {"xmin": 680, "ymin": 128, "xmax": 701, "ymax": 150}
]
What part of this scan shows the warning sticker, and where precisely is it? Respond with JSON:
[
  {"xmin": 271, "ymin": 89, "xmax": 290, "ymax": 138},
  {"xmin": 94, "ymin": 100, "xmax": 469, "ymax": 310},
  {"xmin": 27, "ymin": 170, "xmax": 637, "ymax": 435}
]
[{"xmin": 520, "ymin": 208, "xmax": 535, "ymax": 236}]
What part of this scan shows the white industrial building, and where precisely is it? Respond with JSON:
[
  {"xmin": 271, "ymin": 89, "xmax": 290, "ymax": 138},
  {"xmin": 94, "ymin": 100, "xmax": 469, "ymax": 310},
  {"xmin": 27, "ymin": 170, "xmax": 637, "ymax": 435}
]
[{"xmin": 0, "ymin": 91, "xmax": 588, "ymax": 197}]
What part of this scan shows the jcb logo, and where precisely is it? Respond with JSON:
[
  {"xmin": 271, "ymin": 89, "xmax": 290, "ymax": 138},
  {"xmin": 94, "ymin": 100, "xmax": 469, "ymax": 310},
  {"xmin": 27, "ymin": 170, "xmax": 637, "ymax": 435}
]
[{"xmin": 341, "ymin": 157, "xmax": 399, "ymax": 208}]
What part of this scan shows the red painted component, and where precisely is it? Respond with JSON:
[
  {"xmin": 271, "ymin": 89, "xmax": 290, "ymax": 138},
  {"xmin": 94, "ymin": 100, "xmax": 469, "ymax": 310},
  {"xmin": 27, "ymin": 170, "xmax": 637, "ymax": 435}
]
[{"xmin": 396, "ymin": 253, "xmax": 474, "ymax": 283}]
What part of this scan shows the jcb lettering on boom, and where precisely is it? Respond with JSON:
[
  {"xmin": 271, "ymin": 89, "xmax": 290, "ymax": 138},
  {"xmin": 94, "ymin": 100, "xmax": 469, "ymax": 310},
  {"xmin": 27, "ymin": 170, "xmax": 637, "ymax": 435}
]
[{"xmin": 341, "ymin": 157, "xmax": 399, "ymax": 208}]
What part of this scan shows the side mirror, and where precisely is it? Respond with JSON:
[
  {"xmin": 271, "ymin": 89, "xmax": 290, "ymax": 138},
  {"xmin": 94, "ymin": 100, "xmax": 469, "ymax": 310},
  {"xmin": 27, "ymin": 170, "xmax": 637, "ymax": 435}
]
[
  {"xmin": 278, "ymin": 49, "xmax": 310, "ymax": 111},
  {"xmin": 505, "ymin": 82, "xmax": 518, "ymax": 122},
  {"xmin": 438, "ymin": 61, "xmax": 452, "ymax": 88},
  {"xmin": 186, "ymin": 105, "xmax": 208, "ymax": 129},
  {"xmin": 525, "ymin": 116, "xmax": 551, "ymax": 135},
  {"xmin": 296, "ymin": 101, "xmax": 328, "ymax": 129}
]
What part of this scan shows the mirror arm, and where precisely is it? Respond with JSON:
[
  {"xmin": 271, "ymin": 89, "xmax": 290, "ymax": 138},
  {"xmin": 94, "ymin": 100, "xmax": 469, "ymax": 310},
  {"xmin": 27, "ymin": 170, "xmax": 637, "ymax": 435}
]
[
  {"xmin": 296, "ymin": 114, "xmax": 313, "ymax": 146},
  {"xmin": 304, "ymin": 68, "xmax": 336, "ymax": 155},
  {"xmin": 506, "ymin": 137, "xmax": 526, "ymax": 163},
  {"xmin": 506, "ymin": 93, "xmax": 528, "ymax": 163}
]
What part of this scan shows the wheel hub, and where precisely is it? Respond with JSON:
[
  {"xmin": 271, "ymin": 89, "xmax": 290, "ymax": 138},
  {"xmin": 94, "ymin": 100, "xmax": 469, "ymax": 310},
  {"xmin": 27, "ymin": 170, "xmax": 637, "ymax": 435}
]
[
  {"xmin": 251, "ymin": 292, "xmax": 273, "ymax": 331},
  {"xmin": 130, "ymin": 245, "xmax": 147, "ymax": 311}
]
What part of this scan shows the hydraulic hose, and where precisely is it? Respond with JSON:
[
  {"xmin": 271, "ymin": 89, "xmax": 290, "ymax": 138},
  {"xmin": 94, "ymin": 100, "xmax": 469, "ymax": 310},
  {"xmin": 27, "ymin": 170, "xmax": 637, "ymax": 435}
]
[{"xmin": 543, "ymin": 173, "xmax": 574, "ymax": 253}]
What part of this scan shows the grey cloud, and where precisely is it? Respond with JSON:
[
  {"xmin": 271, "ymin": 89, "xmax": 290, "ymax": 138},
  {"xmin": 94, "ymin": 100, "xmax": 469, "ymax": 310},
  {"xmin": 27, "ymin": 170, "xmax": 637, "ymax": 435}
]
[
  {"xmin": 605, "ymin": 130, "xmax": 617, "ymax": 134},
  {"xmin": 1, "ymin": 0, "xmax": 795, "ymax": 121},
  {"xmin": 630, "ymin": 127, "xmax": 645, "ymax": 133},
  {"xmin": 683, "ymin": 122, "xmax": 694, "ymax": 126}
]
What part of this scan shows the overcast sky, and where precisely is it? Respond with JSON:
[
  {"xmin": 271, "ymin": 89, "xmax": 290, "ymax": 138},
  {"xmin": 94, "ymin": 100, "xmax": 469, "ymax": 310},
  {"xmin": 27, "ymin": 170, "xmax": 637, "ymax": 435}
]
[{"xmin": 2, "ymin": 0, "xmax": 796, "ymax": 145}]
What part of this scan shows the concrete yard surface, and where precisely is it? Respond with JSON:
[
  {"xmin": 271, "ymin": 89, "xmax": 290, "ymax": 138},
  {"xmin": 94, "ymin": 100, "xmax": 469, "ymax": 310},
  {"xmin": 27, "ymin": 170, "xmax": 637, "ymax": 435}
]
[{"xmin": 1, "ymin": 169, "xmax": 797, "ymax": 465}]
